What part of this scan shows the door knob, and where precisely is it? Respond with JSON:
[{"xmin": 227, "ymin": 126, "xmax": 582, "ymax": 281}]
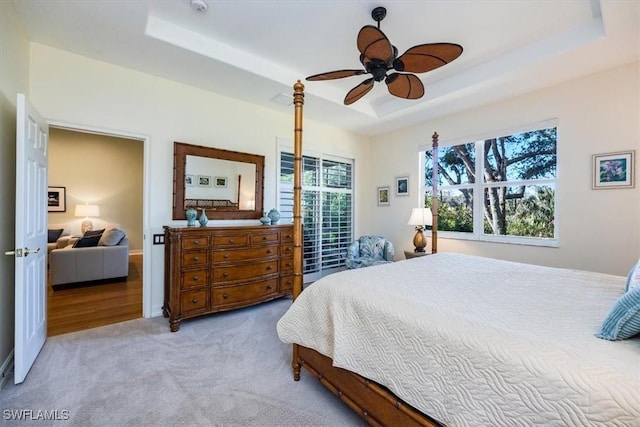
[{"xmin": 5, "ymin": 247, "xmax": 39, "ymax": 257}]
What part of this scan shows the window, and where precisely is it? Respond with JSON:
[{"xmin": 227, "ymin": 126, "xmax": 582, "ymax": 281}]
[
  {"xmin": 423, "ymin": 124, "xmax": 557, "ymax": 245},
  {"xmin": 279, "ymin": 151, "xmax": 354, "ymax": 282}
]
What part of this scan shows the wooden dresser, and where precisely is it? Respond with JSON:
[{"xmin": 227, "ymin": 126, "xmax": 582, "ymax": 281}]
[{"xmin": 163, "ymin": 224, "xmax": 294, "ymax": 331}]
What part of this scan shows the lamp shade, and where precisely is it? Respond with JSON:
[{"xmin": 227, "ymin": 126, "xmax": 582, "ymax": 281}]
[
  {"xmin": 75, "ymin": 204, "xmax": 100, "ymax": 217},
  {"xmin": 407, "ymin": 207, "xmax": 433, "ymax": 227}
]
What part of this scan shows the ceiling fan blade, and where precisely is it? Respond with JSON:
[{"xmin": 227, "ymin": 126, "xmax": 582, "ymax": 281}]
[
  {"xmin": 393, "ymin": 43, "xmax": 463, "ymax": 73},
  {"xmin": 357, "ymin": 25, "xmax": 394, "ymax": 63},
  {"xmin": 344, "ymin": 78, "xmax": 374, "ymax": 105},
  {"xmin": 306, "ymin": 69, "xmax": 366, "ymax": 81},
  {"xmin": 385, "ymin": 73, "xmax": 425, "ymax": 100}
]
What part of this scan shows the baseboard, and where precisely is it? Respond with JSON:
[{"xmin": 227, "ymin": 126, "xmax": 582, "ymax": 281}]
[
  {"xmin": 0, "ymin": 350, "xmax": 14, "ymax": 390},
  {"xmin": 151, "ymin": 305, "xmax": 164, "ymax": 318}
]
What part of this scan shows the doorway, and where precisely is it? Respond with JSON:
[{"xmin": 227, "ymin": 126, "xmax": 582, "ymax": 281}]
[{"xmin": 47, "ymin": 126, "xmax": 147, "ymax": 335}]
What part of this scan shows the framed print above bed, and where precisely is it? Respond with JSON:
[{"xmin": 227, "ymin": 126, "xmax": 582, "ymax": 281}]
[
  {"xmin": 47, "ymin": 186, "xmax": 66, "ymax": 212},
  {"xmin": 377, "ymin": 186, "xmax": 390, "ymax": 206},
  {"xmin": 395, "ymin": 176, "xmax": 409, "ymax": 196},
  {"xmin": 593, "ymin": 150, "xmax": 635, "ymax": 189}
]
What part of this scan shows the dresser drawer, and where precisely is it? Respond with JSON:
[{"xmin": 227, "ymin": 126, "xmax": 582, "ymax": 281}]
[
  {"xmin": 212, "ymin": 246, "xmax": 278, "ymax": 263},
  {"xmin": 212, "ymin": 260, "xmax": 278, "ymax": 283},
  {"xmin": 280, "ymin": 243, "xmax": 294, "ymax": 257},
  {"xmin": 280, "ymin": 274, "xmax": 294, "ymax": 293},
  {"xmin": 181, "ymin": 250, "xmax": 208, "ymax": 268},
  {"xmin": 180, "ymin": 289, "xmax": 209, "ymax": 315},
  {"xmin": 280, "ymin": 257, "xmax": 294, "ymax": 273},
  {"xmin": 181, "ymin": 268, "xmax": 208, "ymax": 289},
  {"xmin": 280, "ymin": 229, "xmax": 294, "ymax": 242},
  {"xmin": 182, "ymin": 236, "xmax": 210, "ymax": 250},
  {"xmin": 212, "ymin": 279, "xmax": 278, "ymax": 307},
  {"xmin": 250, "ymin": 232, "xmax": 279, "ymax": 245},
  {"xmin": 213, "ymin": 234, "xmax": 249, "ymax": 247}
]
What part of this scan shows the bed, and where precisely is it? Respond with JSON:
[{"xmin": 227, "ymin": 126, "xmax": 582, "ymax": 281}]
[{"xmin": 278, "ymin": 82, "xmax": 640, "ymax": 426}]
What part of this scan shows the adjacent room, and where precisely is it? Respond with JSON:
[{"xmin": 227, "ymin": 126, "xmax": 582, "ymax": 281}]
[{"xmin": 0, "ymin": 0, "xmax": 638, "ymax": 425}]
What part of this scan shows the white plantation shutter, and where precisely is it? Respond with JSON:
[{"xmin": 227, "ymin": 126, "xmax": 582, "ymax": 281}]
[{"xmin": 279, "ymin": 151, "xmax": 353, "ymax": 282}]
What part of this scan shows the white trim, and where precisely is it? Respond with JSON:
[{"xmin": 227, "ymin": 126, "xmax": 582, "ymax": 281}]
[
  {"xmin": 47, "ymin": 120, "xmax": 152, "ymax": 319},
  {"xmin": 0, "ymin": 350, "xmax": 14, "ymax": 391}
]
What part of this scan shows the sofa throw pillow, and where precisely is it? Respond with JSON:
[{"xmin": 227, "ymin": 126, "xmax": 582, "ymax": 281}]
[
  {"xmin": 48, "ymin": 228, "xmax": 64, "ymax": 243},
  {"xmin": 83, "ymin": 228, "xmax": 105, "ymax": 237},
  {"xmin": 98, "ymin": 227, "xmax": 126, "ymax": 246},
  {"xmin": 624, "ymin": 259, "xmax": 640, "ymax": 292},
  {"xmin": 72, "ymin": 234, "xmax": 102, "ymax": 248},
  {"xmin": 595, "ymin": 286, "xmax": 640, "ymax": 341}
]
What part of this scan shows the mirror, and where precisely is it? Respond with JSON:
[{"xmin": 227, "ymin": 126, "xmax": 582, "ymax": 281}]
[{"xmin": 173, "ymin": 142, "xmax": 264, "ymax": 220}]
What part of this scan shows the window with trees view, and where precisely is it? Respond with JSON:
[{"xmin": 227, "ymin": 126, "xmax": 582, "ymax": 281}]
[{"xmin": 424, "ymin": 124, "xmax": 557, "ymax": 245}]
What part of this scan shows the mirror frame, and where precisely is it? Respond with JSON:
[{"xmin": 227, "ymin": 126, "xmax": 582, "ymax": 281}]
[{"xmin": 173, "ymin": 141, "xmax": 264, "ymax": 220}]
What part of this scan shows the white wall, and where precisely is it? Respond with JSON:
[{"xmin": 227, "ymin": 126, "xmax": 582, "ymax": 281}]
[
  {"xmin": 0, "ymin": 0, "xmax": 30, "ymax": 386},
  {"xmin": 369, "ymin": 62, "xmax": 640, "ymax": 275},
  {"xmin": 29, "ymin": 43, "xmax": 371, "ymax": 316}
]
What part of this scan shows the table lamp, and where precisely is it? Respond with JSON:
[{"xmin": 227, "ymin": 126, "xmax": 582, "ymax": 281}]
[
  {"xmin": 75, "ymin": 204, "xmax": 100, "ymax": 234},
  {"xmin": 407, "ymin": 207, "xmax": 433, "ymax": 253}
]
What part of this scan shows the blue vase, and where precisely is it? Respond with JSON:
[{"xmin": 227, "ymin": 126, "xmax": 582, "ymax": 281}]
[
  {"xmin": 268, "ymin": 208, "xmax": 280, "ymax": 224},
  {"xmin": 198, "ymin": 208, "xmax": 208, "ymax": 227},
  {"xmin": 260, "ymin": 212, "xmax": 271, "ymax": 226},
  {"xmin": 186, "ymin": 208, "xmax": 198, "ymax": 227}
]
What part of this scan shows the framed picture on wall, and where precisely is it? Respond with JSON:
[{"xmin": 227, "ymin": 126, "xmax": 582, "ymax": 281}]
[
  {"xmin": 377, "ymin": 186, "xmax": 390, "ymax": 206},
  {"xmin": 185, "ymin": 174, "xmax": 195, "ymax": 187},
  {"xmin": 214, "ymin": 176, "xmax": 228, "ymax": 188},
  {"xmin": 198, "ymin": 175, "xmax": 211, "ymax": 187},
  {"xmin": 395, "ymin": 176, "xmax": 409, "ymax": 196},
  {"xmin": 592, "ymin": 150, "xmax": 635, "ymax": 189},
  {"xmin": 48, "ymin": 186, "xmax": 66, "ymax": 212}
]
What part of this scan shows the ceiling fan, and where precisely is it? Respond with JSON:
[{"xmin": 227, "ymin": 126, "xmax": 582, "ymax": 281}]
[{"xmin": 306, "ymin": 6, "xmax": 463, "ymax": 105}]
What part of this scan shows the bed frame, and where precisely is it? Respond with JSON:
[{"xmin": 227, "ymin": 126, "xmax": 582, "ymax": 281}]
[{"xmin": 289, "ymin": 81, "xmax": 443, "ymax": 426}]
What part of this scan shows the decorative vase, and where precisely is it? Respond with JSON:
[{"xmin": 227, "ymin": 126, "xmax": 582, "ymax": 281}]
[
  {"xmin": 267, "ymin": 208, "xmax": 281, "ymax": 225},
  {"xmin": 186, "ymin": 208, "xmax": 198, "ymax": 227},
  {"xmin": 260, "ymin": 212, "xmax": 271, "ymax": 226},
  {"xmin": 198, "ymin": 208, "xmax": 208, "ymax": 227}
]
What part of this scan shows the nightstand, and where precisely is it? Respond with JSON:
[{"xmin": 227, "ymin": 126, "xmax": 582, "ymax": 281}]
[{"xmin": 404, "ymin": 250, "xmax": 431, "ymax": 260}]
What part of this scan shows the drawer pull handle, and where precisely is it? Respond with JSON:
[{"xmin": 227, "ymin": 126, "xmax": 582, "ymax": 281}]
[
  {"xmin": 286, "ymin": 280, "xmax": 292, "ymax": 285},
  {"xmin": 192, "ymin": 298, "xmax": 199, "ymax": 304},
  {"xmin": 193, "ymin": 276, "xmax": 199, "ymax": 281},
  {"xmin": 266, "ymin": 266, "xmax": 273, "ymax": 271},
  {"xmin": 286, "ymin": 262, "xmax": 292, "ymax": 267},
  {"xmin": 266, "ymin": 249, "xmax": 273, "ymax": 254},
  {"xmin": 262, "ymin": 236, "xmax": 268, "ymax": 240},
  {"xmin": 267, "ymin": 285, "xmax": 273, "ymax": 290},
  {"xmin": 228, "ymin": 238, "xmax": 234, "ymax": 243},
  {"xmin": 194, "ymin": 240, "xmax": 199, "ymax": 245},
  {"xmin": 223, "ymin": 293, "xmax": 228, "ymax": 299},
  {"xmin": 193, "ymin": 256, "xmax": 199, "ymax": 261},
  {"xmin": 287, "ymin": 234, "xmax": 292, "ymax": 238},
  {"xmin": 222, "ymin": 272, "xmax": 229, "ymax": 277},
  {"xmin": 286, "ymin": 247, "xmax": 292, "ymax": 252},
  {"xmin": 223, "ymin": 254, "xmax": 229, "ymax": 259}
]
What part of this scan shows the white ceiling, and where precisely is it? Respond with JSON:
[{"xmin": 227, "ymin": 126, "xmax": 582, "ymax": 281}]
[{"xmin": 12, "ymin": 0, "xmax": 640, "ymax": 136}]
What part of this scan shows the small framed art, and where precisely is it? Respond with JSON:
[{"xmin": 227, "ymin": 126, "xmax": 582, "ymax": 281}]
[
  {"xmin": 48, "ymin": 186, "xmax": 66, "ymax": 212},
  {"xmin": 185, "ymin": 174, "xmax": 195, "ymax": 187},
  {"xmin": 592, "ymin": 150, "xmax": 635, "ymax": 189},
  {"xmin": 395, "ymin": 176, "xmax": 409, "ymax": 196},
  {"xmin": 198, "ymin": 175, "xmax": 212, "ymax": 187},
  {"xmin": 214, "ymin": 177, "xmax": 228, "ymax": 188},
  {"xmin": 377, "ymin": 186, "xmax": 390, "ymax": 206}
]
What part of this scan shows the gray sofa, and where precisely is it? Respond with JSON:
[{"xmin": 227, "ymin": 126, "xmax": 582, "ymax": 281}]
[{"xmin": 49, "ymin": 226, "xmax": 129, "ymax": 286}]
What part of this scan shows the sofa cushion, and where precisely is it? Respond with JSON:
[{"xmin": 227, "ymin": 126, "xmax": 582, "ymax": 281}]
[
  {"xmin": 48, "ymin": 228, "xmax": 64, "ymax": 243},
  {"xmin": 84, "ymin": 228, "xmax": 105, "ymax": 237},
  {"xmin": 72, "ymin": 234, "xmax": 102, "ymax": 248},
  {"xmin": 99, "ymin": 227, "xmax": 126, "ymax": 246}
]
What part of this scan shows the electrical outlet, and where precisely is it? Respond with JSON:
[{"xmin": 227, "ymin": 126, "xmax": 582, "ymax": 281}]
[{"xmin": 153, "ymin": 234, "xmax": 165, "ymax": 245}]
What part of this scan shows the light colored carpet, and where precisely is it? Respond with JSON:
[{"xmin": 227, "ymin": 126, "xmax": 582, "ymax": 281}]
[{"xmin": 0, "ymin": 298, "xmax": 365, "ymax": 426}]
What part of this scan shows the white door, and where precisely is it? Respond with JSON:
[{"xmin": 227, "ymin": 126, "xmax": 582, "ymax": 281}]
[{"xmin": 12, "ymin": 93, "xmax": 48, "ymax": 384}]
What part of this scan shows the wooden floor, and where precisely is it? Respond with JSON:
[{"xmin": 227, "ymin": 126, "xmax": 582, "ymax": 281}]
[{"xmin": 47, "ymin": 254, "xmax": 143, "ymax": 336}]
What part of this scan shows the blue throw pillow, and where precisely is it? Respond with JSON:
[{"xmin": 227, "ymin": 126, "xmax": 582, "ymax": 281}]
[
  {"xmin": 625, "ymin": 260, "xmax": 640, "ymax": 292},
  {"xmin": 596, "ymin": 286, "xmax": 640, "ymax": 341}
]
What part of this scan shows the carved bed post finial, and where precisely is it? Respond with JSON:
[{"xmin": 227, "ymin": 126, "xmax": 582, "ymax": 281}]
[
  {"xmin": 431, "ymin": 132, "xmax": 439, "ymax": 255},
  {"xmin": 292, "ymin": 80, "xmax": 305, "ymax": 381}
]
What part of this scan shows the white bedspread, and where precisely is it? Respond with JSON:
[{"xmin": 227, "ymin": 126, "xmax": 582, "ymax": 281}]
[{"xmin": 277, "ymin": 253, "xmax": 640, "ymax": 426}]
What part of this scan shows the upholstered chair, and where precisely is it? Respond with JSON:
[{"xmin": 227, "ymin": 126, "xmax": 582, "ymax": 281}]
[{"xmin": 346, "ymin": 235, "xmax": 395, "ymax": 269}]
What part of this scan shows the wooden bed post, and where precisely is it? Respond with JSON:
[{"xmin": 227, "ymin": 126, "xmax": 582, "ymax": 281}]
[
  {"xmin": 292, "ymin": 80, "xmax": 305, "ymax": 381},
  {"xmin": 431, "ymin": 132, "xmax": 439, "ymax": 255}
]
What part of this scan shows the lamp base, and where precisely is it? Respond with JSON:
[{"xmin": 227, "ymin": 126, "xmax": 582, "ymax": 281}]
[
  {"xmin": 81, "ymin": 220, "xmax": 93, "ymax": 234},
  {"xmin": 412, "ymin": 229, "xmax": 427, "ymax": 253}
]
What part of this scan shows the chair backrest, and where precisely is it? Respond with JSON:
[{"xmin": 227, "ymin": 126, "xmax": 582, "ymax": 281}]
[{"xmin": 358, "ymin": 235, "xmax": 388, "ymax": 260}]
